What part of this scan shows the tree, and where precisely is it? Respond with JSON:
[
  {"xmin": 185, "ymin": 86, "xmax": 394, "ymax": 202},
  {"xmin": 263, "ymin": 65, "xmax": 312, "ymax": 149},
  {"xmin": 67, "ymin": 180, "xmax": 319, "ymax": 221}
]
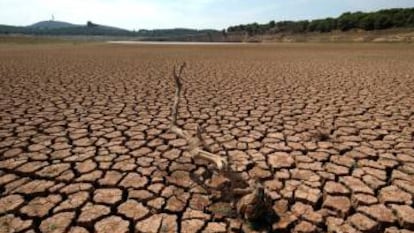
[
  {"xmin": 246, "ymin": 23, "xmax": 259, "ymax": 36},
  {"xmin": 293, "ymin": 20, "xmax": 309, "ymax": 33},
  {"xmin": 308, "ymin": 19, "xmax": 333, "ymax": 32},
  {"xmin": 374, "ymin": 15, "xmax": 392, "ymax": 29},
  {"xmin": 359, "ymin": 15, "xmax": 376, "ymax": 30},
  {"xmin": 222, "ymin": 29, "xmax": 227, "ymax": 37},
  {"xmin": 338, "ymin": 12, "xmax": 358, "ymax": 31},
  {"xmin": 391, "ymin": 11, "xmax": 407, "ymax": 27},
  {"xmin": 407, "ymin": 14, "xmax": 414, "ymax": 27},
  {"xmin": 87, "ymin": 21, "xmax": 98, "ymax": 28}
]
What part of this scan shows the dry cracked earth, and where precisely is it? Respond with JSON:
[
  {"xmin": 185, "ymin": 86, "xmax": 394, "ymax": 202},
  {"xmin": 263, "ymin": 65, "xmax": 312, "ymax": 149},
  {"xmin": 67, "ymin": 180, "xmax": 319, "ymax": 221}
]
[{"xmin": 0, "ymin": 43, "xmax": 414, "ymax": 233}]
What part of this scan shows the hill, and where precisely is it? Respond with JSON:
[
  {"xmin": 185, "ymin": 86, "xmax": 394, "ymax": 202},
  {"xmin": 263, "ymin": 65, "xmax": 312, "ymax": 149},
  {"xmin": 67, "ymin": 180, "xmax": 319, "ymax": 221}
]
[
  {"xmin": 28, "ymin": 20, "xmax": 79, "ymax": 29},
  {"xmin": 0, "ymin": 7, "xmax": 413, "ymax": 42},
  {"xmin": 0, "ymin": 21, "xmax": 135, "ymax": 36},
  {"xmin": 0, "ymin": 21, "xmax": 221, "ymax": 39},
  {"xmin": 227, "ymin": 8, "xmax": 414, "ymax": 36}
]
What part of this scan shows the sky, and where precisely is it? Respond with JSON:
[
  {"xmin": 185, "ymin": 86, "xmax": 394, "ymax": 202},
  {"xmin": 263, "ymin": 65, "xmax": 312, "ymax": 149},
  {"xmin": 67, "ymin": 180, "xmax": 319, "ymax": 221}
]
[{"xmin": 1, "ymin": 0, "xmax": 414, "ymax": 30}]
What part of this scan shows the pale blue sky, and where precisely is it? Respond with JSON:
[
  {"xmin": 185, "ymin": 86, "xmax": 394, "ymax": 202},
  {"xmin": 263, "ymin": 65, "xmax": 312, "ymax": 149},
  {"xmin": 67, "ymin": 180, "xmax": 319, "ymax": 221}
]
[{"xmin": 1, "ymin": 0, "xmax": 413, "ymax": 30}]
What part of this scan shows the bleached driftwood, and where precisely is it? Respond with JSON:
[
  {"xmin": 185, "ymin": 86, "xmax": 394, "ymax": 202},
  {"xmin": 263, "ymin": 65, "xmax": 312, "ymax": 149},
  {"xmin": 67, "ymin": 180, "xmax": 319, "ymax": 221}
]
[
  {"xmin": 168, "ymin": 63, "xmax": 273, "ymax": 225},
  {"xmin": 169, "ymin": 63, "xmax": 228, "ymax": 171}
]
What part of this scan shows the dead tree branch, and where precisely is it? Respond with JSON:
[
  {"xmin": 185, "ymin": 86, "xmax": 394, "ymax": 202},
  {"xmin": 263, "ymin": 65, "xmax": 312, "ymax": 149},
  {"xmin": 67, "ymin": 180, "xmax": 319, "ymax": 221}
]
[
  {"xmin": 169, "ymin": 63, "xmax": 228, "ymax": 171},
  {"xmin": 168, "ymin": 63, "xmax": 274, "ymax": 226}
]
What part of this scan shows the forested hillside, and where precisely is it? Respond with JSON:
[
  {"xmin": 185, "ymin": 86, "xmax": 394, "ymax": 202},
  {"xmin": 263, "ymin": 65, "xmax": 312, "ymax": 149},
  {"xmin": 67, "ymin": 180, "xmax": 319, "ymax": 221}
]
[
  {"xmin": 0, "ymin": 22, "xmax": 219, "ymax": 38},
  {"xmin": 0, "ymin": 7, "xmax": 413, "ymax": 41},
  {"xmin": 227, "ymin": 8, "xmax": 414, "ymax": 35}
]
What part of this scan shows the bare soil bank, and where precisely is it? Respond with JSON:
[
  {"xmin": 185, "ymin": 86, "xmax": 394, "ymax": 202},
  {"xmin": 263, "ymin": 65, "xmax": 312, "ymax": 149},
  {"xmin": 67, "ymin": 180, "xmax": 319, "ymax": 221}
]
[
  {"xmin": 224, "ymin": 28, "xmax": 414, "ymax": 43},
  {"xmin": 2, "ymin": 28, "xmax": 414, "ymax": 44}
]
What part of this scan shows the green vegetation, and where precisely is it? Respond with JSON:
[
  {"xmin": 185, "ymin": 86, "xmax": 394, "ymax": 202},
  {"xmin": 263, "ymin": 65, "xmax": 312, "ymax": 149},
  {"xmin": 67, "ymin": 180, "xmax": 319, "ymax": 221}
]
[
  {"xmin": 0, "ymin": 8, "xmax": 412, "ymax": 40},
  {"xmin": 227, "ymin": 8, "xmax": 414, "ymax": 35},
  {"xmin": 28, "ymin": 20, "xmax": 77, "ymax": 29},
  {"xmin": 0, "ymin": 24, "xmax": 134, "ymax": 36},
  {"xmin": 0, "ymin": 20, "xmax": 220, "ymax": 38}
]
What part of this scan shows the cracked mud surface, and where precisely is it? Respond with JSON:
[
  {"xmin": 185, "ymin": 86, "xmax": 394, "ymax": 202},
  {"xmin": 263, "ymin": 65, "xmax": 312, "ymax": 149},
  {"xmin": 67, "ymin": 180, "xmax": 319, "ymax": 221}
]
[{"xmin": 0, "ymin": 43, "xmax": 413, "ymax": 233}]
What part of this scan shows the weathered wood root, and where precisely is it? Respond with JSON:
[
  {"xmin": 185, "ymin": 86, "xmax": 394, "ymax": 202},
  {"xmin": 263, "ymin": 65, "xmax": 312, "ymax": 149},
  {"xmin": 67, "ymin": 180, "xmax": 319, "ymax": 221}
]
[{"xmin": 169, "ymin": 63, "xmax": 228, "ymax": 171}]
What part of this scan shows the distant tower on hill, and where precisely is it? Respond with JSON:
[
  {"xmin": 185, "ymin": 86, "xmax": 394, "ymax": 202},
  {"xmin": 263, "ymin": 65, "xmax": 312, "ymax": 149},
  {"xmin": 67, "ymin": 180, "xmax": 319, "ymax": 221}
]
[{"xmin": 51, "ymin": 14, "xmax": 55, "ymax": 21}]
